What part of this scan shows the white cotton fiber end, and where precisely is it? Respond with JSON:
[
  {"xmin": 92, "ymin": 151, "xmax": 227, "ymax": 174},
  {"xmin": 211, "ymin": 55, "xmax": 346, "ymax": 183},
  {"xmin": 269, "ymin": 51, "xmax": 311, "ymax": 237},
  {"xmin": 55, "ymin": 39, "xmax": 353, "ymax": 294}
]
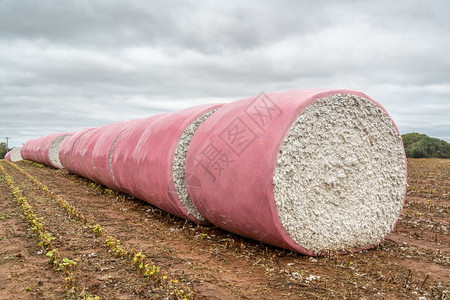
[{"xmin": 273, "ymin": 94, "xmax": 407, "ymax": 254}]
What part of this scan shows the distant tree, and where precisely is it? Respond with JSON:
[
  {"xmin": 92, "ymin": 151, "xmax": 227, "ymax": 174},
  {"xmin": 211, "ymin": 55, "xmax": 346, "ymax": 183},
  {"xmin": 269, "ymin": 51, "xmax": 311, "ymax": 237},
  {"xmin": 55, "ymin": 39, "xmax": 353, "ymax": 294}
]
[
  {"xmin": 0, "ymin": 142, "xmax": 7, "ymax": 159},
  {"xmin": 402, "ymin": 133, "xmax": 450, "ymax": 158}
]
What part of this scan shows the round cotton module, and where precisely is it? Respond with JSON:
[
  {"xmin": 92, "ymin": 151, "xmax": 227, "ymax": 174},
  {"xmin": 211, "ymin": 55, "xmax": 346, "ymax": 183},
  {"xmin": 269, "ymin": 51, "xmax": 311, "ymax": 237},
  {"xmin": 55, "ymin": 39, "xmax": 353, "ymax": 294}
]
[
  {"xmin": 9, "ymin": 147, "xmax": 23, "ymax": 162},
  {"xmin": 185, "ymin": 89, "xmax": 407, "ymax": 256},
  {"xmin": 22, "ymin": 134, "xmax": 63, "ymax": 166}
]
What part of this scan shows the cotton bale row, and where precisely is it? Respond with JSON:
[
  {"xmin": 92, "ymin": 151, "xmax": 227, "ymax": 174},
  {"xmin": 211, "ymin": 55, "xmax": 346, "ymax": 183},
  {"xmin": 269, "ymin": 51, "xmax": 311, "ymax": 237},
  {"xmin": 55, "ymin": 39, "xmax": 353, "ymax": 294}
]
[{"xmin": 20, "ymin": 89, "xmax": 406, "ymax": 256}]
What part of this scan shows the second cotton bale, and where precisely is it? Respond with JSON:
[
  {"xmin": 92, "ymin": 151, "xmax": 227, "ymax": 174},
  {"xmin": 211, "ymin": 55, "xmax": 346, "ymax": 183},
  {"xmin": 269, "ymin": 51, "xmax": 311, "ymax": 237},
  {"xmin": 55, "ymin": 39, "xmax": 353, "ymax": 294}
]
[{"xmin": 111, "ymin": 104, "xmax": 222, "ymax": 224}]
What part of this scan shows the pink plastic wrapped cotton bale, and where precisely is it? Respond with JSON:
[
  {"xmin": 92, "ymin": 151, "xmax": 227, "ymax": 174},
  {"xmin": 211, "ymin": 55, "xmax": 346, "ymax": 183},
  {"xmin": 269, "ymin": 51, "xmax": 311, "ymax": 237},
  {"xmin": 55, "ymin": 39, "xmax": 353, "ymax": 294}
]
[
  {"xmin": 21, "ymin": 136, "xmax": 49, "ymax": 165},
  {"xmin": 21, "ymin": 138, "xmax": 39, "ymax": 162},
  {"xmin": 59, "ymin": 128, "xmax": 96, "ymax": 174},
  {"xmin": 42, "ymin": 133, "xmax": 72, "ymax": 168},
  {"xmin": 71, "ymin": 129, "xmax": 101, "ymax": 179},
  {"xmin": 70, "ymin": 120, "xmax": 142, "ymax": 189},
  {"xmin": 111, "ymin": 104, "xmax": 222, "ymax": 224},
  {"xmin": 110, "ymin": 114, "xmax": 168, "ymax": 196},
  {"xmin": 185, "ymin": 89, "xmax": 407, "ymax": 256},
  {"xmin": 9, "ymin": 147, "xmax": 23, "ymax": 162}
]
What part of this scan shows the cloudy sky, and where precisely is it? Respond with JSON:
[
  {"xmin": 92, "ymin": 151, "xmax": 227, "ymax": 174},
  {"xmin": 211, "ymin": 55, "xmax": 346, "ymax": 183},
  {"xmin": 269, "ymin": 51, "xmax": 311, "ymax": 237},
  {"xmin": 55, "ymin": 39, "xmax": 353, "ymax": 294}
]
[{"xmin": 1, "ymin": 0, "xmax": 449, "ymax": 147}]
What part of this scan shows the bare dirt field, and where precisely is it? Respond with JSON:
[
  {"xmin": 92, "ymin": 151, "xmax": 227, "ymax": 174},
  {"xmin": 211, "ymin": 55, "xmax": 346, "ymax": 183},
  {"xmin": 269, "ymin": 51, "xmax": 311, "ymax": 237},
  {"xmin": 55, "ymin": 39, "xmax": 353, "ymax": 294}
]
[{"xmin": 0, "ymin": 158, "xmax": 448, "ymax": 299}]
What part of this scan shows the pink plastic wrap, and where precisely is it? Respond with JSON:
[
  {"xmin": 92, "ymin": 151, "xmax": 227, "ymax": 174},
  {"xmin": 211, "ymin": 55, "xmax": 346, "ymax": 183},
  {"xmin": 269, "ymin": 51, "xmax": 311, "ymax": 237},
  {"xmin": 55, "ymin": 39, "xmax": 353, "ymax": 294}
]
[
  {"xmin": 111, "ymin": 104, "xmax": 222, "ymax": 223},
  {"xmin": 4, "ymin": 151, "xmax": 11, "ymax": 161},
  {"xmin": 21, "ymin": 137, "xmax": 44, "ymax": 163},
  {"xmin": 110, "ymin": 115, "xmax": 168, "ymax": 195},
  {"xmin": 185, "ymin": 89, "xmax": 407, "ymax": 255},
  {"xmin": 59, "ymin": 128, "xmax": 96, "ymax": 174},
  {"xmin": 69, "ymin": 120, "xmax": 142, "ymax": 188},
  {"xmin": 22, "ymin": 136, "xmax": 51, "ymax": 165},
  {"xmin": 72, "ymin": 129, "xmax": 100, "ymax": 179}
]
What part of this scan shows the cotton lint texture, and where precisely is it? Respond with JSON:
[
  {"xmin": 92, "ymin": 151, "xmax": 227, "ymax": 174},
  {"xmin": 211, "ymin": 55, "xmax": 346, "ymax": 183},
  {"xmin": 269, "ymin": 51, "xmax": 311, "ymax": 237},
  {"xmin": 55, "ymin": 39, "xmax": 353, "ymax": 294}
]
[
  {"xmin": 273, "ymin": 94, "xmax": 407, "ymax": 255},
  {"xmin": 173, "ymin": 109, "xmax": 219, "ymax": 221},
  {"xmin": 49, "ymin": 134, "xmax": 70, "ymax": 168}
]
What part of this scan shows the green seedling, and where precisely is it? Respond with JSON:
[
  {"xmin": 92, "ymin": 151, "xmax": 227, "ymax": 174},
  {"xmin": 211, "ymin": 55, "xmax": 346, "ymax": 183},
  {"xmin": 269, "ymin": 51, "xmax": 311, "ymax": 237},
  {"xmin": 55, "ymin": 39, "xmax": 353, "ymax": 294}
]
[
  {"xmin": 89, "ymin": 182, "xmax": 101, "ymax": 191},
  {"xmin": 60, "ymin": 257, "xmax": 77, "ymax": 269},
  {"xmin": 77, "ymin": 291, "xmax": 100, "ymax": 300},
  {"xmin": 89, "ymin": 224, "xmax": 103, "ymax": 235},
  {"xmin": 0, "ymin": 214, "xmax": 12, "ymax": 220},
  {"xmin": 103, "ymin": 188, "xmax": 116, "ymax": 198},
  {"xmin": 143, "ymin": 264, "xmax": 160, "ymax": 278},
  {"xmin": 133, "ymin": 252, "xmax": 147, "ymax": 269}
]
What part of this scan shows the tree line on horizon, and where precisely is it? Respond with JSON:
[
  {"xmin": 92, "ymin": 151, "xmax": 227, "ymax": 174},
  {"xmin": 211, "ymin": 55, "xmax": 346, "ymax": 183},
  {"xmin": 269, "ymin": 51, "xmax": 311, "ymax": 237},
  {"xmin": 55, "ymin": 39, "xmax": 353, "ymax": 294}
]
[
  {"xmin": 402, "ymin": 132, "xmax": 450, "ymax": 159},
  {"xmin": 0, "ymin": 142, "xmax": 8, "ymax": 159}
]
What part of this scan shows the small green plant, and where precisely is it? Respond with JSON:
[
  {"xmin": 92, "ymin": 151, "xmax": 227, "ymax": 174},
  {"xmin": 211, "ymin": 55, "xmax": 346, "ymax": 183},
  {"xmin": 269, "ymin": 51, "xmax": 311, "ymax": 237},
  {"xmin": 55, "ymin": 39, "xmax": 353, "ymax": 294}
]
[
  {"xmin": 103, "ymin": 188, "xmax": 116, "ymax": 198},
  {"xmin": 133, "ymin": 251, "xmax": 147, "ymax": 269},
  {"xmin": 23, "ymin": 160, "xmax": 45, "ymax": 168},
  {"xmin": 89, "ymin": 182, "xmax": 101, "ymax": 191},
  {"xmin": 77, "ymin": 291, "xmax": 100, "ymax": 300},
  {"xmin": 38, "ymin": 232, "xmax": 55, "ymax": 248},
  {"xmin": 0, "ymin": 213, "xmax": 11, "ymax": 220},
  {"xmin": 60, "ymin": 257, "xmax": 77, "ymax": 270},
  {"xmin": 143, "ymin": 264, "xmax": 160, "ymax": 279},
  {"xmin": 45, "ymin": 249, "xmax": 60, "ymax": 265},
  {"xmin": 89, "ymin": 224, "xmax": 103, "ymax": 235}
]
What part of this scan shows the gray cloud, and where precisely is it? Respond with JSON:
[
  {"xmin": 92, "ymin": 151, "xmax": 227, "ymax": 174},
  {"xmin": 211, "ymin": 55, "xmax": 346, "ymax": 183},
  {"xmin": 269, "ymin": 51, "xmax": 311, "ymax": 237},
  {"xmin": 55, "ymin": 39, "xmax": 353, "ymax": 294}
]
[{"xmin": 1, "ymin": 0, "xmax": 449, "ymax": 147}]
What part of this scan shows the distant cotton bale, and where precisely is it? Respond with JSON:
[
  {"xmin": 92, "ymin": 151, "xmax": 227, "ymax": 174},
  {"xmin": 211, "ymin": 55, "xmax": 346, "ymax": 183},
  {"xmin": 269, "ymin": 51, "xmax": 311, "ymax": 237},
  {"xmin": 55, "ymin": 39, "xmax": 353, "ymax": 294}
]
[{"xmin": 9, "ymin": 147, "xmax": 23, "ymax": 162}]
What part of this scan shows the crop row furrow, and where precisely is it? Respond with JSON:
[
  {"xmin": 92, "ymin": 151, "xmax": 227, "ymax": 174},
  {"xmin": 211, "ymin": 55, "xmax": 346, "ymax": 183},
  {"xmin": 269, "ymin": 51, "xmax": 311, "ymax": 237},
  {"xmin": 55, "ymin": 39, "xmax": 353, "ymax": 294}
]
[
  {"xmin": 5, "ymin": 160, "xmax": 192, "ymax": 299},
  {"xmin": 0, "ymin": 162, "xmax": 98, "ymax": 300}
]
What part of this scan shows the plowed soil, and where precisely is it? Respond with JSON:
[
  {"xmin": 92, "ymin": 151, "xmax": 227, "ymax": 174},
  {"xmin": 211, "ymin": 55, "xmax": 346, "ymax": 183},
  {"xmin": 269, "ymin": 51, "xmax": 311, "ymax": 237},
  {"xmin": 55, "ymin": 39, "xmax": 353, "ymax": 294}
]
[{"xmin": 0, "ymin": 158, "xmax": 449, "ymax": 299}]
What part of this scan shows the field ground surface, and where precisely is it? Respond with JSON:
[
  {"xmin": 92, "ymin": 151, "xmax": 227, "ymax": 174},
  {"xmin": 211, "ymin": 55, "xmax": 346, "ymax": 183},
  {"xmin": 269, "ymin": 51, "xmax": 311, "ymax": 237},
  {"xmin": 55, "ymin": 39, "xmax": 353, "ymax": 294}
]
[{"xmin": 0, "ymin": 158, "xmax": 448, "ymax": 299}]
